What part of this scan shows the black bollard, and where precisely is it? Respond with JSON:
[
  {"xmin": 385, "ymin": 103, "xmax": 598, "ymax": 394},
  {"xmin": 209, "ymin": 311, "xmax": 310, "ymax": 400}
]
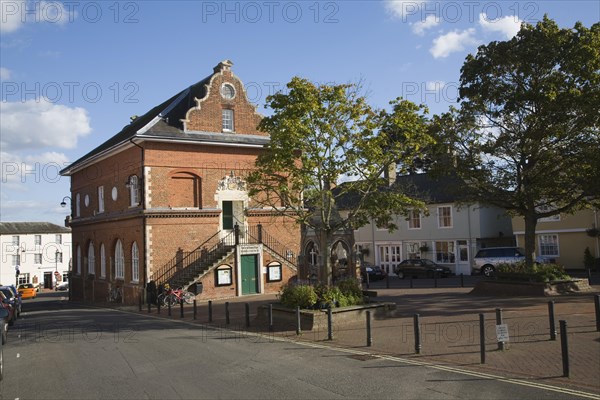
[
  {"xmin": 414, "ymin": 314, "xmax": 421, "ymax": 354},
  {"xmin": 460, "ymin": 273, "xmax": 464, "ymax": 288},
  {"xmin": 225, "ymin": 302, "xmax": 230, "ymax": 325},
  {"xmin": 193, "ymin": 300, "xmax": 197, "ymax": 320},
  {"xmin": 268, "ymin": 304, "xmax": 273, "ymax": 332},
  {"xmin": 296, "ymin": 306, "xmax": 301, "ymax": 335},
  {"xmin": 496, "ymin": 308, "xmax": 505, "ymax": 350},
  {"xmin": 410, "ymin": 277, "xmax": 414, "ymax": 289},
  {"xmin": 548, "ymin": 301, "xmax": 557, "ymax": 341},
  {"xmin": 327, "ymin": 307, "xmax": 333, "ymax": 340},
  {"xmin": 434, "ymin": 275, "xmax": 438, "ymax": 288},
  {"xmin": 366, "ymin": 310, "xmax": 372, "ymax": 347},
  {"xmin": 157, "ymin": 300, "xmax": 161, "ymax": 315},
  {"xmin": 139, "ymin": 294, "xmax": 142, "ymax": 312},
  {"xmin": 479, "ymin": 313, "xmax": 486, "ymax": 364},
  {"xmin": 245, "ymin": 303, "xmax": 250, "ymax": 328},
  {"xmin": 208, "ymin": 300, "xmax": 213, "ymax": 322},
  {"xmin": 588, "ymin": 268, "xmax": 593, "ymax": 285},
  {"xmin": 386, "ymin": 273, "xmax": 390, "ymax": 289},
  {"xmin": 180, "ymin": 298, "xmax": 184, "ymax": 318},
  {"xmin": 559, "ymin": 320, "xmax": 570, "ymax": 377},
  {"xmin": 147, "ymin": 301, "xmax": 151, "ymax": 314},
  {"xmin": 594, "ymin": 295, "xmax": 600, "ymax": 332}
]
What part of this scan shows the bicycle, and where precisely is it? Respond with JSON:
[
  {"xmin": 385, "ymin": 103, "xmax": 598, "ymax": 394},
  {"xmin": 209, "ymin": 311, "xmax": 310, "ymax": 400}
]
[{"xmin": 159, "ymin": 285, "xmax": 194, "ymax": 307}]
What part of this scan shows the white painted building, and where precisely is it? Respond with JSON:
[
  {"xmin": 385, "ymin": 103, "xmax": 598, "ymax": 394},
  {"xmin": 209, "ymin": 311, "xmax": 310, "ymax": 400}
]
[
  {"xmin": 0, "ymin": 222, "xmax": 72, "ymax": 289},
  {"xmin": 352, "ymin": 174, "xmax": 514, "ymax": 275}
]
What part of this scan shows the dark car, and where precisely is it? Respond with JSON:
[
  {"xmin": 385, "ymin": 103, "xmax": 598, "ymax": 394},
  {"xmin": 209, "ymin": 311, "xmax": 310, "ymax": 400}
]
[
  {"xmin": 394, "ymin": 259, "xmax": 453, "ymax": 279},
  {"xmin": 0, "ymin": 287, "xmax": 20, "ymax": 320},
  {"xmin": 0, "ymin": 305, "xmax": 8, "ymax": 381},
  {"xmin": 361, "ymin": 263, "xmax": 387, "ymax": 281},
  {"xmin": 0, "ymin": 291, "xmax": 15, "ymax": 332}
]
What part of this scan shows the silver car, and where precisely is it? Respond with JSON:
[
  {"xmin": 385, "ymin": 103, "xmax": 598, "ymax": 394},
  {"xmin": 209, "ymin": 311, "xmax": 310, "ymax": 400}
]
[{"xmin": 473, "ymin": 247, "xmax": 526, "ymax": 277}]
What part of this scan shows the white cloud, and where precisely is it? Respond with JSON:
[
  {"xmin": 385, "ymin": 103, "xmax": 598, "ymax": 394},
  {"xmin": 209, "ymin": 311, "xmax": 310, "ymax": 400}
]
[
  {"xmin": 425, "ymin": 80, "xmax": 446, "ymax": 91},
  {"xmin": 1, "ymin": 0, "xmax": 74, "ymax": 33},
  {"xmin": 0, "ymin": 98, "xmax": 91, "ymax": 150},
  {"xmin": 411, "ymin": 15, "xmax": 439, "ymax": 36},
  {"xmin": 384, "ymin": 0, "xmax": 427, "ymax": 20},
  {"xmin": 430, "ymin": 28, "xmax": 478, "ymax": 58},
  {"xmin": 0, "ymin": 66, "xmax": 11, "ymax": 80},
  {"xmin": 479, "ymin": 13, "xmax": 522, "ymax": 39},
  {"xmin": 1, "ymin": 151, "xmax": 69, "ymax": 186}
]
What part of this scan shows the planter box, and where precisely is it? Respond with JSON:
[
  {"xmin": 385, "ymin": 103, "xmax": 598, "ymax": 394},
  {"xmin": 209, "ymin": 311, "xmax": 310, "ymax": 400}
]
[
  {"xmin": 256, "ymin": 302, "xmax": 396, "ymax": 331},
  {"xmin": 471, "ymin": 279, "xmax": 595, "ymax": 297}
]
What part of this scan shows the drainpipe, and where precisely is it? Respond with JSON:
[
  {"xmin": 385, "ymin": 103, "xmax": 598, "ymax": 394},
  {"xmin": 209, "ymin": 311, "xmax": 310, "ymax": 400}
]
[
  {"xmin": 595, "ymin": 208, "xmax": 600, "ymax": 259},
  {"xmin": 130, "ymin": 138, "xmax": 147, "ymax": 302}
]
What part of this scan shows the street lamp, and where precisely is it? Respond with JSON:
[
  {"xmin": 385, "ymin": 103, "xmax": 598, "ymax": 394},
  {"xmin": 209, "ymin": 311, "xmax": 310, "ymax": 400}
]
[{"xmin": 60, "ymin": 196, "xmax": 71, "ymax": 208}]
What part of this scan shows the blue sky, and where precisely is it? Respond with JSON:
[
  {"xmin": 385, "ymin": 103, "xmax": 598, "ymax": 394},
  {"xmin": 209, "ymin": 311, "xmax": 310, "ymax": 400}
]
[{"xmin": 1, "ymin": 0, "xmax": 599, "ymax": 225}]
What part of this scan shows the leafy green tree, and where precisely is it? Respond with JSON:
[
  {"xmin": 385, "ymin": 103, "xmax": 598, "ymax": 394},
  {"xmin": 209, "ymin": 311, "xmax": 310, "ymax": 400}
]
[
  {"xmin": 432, "ymin": 16, "xmax": 600, "ymax": 267},
  {"xmin": 247, "ymin": 77, "xmax": 433, "ymax": 285}
]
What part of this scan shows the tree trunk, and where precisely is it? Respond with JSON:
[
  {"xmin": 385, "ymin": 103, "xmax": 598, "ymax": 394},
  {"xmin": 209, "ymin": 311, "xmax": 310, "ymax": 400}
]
[
  {"xmin": 319, "ymin": 229, "xmax": 334, "ymax": 286},
  {"xmin": 523, "ymin": 213, "xmax": 538, "ymax": 268}
]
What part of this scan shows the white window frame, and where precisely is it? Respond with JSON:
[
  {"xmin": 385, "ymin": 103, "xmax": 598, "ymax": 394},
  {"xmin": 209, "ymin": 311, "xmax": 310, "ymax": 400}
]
[
  {"xmin": 18, "ymin": 273, "xmax": 30, "ymax": 285},
  {"xmin": 75, "ymin": 193, "xmax": 81, "ymax": 217},
  {"xmin": 434, "ymin": 241, "xmax": 455, "ymax": 263},
  {"xmin": 12, "ymin": 236, "xmax": 19, "ymax": 245},
  {"xmin": 222, "ymin": 109, "xmax": 234, "ymax": 132},
  {"xmin": 538, "ymin": 234, "xmax": 559, "ymax": 257},
  {"xmin": 98, "ymin": 186, "xmax": 105, "ymax": 213},
  {"xmin": 131, "ymin": 242, "xmax": 139, "ymax": 283},
  {"xmin": 129, "ymin": 176, "xmax": 140, "ymax": 207},
  {"xmin": 408, "ymin": 210, "xmax": 421, "ymax": 230},
  {"xmin": 88, "ymin": 242, "xmax": 95, "ymax": 275},
  {"xmin": 115, "ymin": 240, "xmax": 125, "ymax": 280},
  {"xmin": 34, "ymin": 253, "xmax": 42, "ymax": 264},
  {"xmin": 12, "ymin": 254, "xmax": 20, "ymax": 266},
  {"xmin": 100, "ymin": 243, "xmax": 106, "ymax": 278},
  {"xmin": 35, "ymin": 235, "xmax": 42, "ymax": 245},
  {"xmin": 76, "ymin": 245, "xmax": 81, "ymax": 274},
  {"xmin": 438, "ymin": 206, "xmax": 453, "ymax": 228},
  {"xmin": 55, "ymin": 234, "xmax": 62, "ymax": 244}
]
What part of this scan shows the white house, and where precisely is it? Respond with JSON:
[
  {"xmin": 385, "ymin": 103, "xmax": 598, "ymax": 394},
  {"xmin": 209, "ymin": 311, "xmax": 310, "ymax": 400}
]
[
  {"xmin": 0, "ymin": 222, "xmax": 72, "ymax": 289},
  {"xmin": 353, "ymin": 174, "xmax": 514, "ymax": 275}
]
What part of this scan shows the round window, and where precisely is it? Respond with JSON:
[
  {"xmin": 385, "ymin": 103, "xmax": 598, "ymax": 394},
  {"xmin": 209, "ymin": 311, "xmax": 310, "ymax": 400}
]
[
  {"xmin": 112, "ymin": 187, "xmax": 118, "ymax": 201},
  {"xmin": 84, "ymin": 194, "xmax": 90, "ymax": 207},
  {"xmin": 221, "ymin": 83, "xmax": 235, "ymax": 100}
]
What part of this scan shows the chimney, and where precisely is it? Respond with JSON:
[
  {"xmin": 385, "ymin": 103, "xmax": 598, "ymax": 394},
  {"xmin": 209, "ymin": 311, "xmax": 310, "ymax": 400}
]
[{"xmin": 214, "ymin": 59, "xmax": 234, "ymax": 73}]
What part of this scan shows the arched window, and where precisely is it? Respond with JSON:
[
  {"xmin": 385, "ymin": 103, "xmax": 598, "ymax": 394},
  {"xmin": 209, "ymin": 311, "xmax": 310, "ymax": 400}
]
[
  {"xmin": 87, "ymin": 242, "xmax": 95, "ymax": 275},
  {"xmin": 100, "ymin": 243, "xmax": 106, "ymax": 278},
  {"xmin": 76, "ymin": 245, "xmax": 81, "ymax": 274},
  {"xmin": 128, "ymin": 175, "xmax": 140, "ymax": 207},
  {"xmin": 115, "ymin": 240, "xmax": 124, "ymax": 279},
  {"xmin": 131, "ymin": 242, "xmax": 139, "ymax": 282},
  {"xmin": 169, "ymin": 172, "xmax": 201, "ymax": 208}
]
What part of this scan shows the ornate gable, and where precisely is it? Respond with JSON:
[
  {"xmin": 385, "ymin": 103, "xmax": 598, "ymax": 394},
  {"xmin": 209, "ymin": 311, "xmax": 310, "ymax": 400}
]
[{"xmin": 182, "ymin": 60, "xmax": 266, "ymax": 136}]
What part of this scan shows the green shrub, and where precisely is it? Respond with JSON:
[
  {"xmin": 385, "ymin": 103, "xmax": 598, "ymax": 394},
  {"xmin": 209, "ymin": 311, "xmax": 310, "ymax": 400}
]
[
  {"xmin": 496, "ymin": 261, "xmax": 571, "ymax": 282},
  {"xmin": 280, "ymin": 279, "xmax": 363, "ymax": 309},
  {"xmin": 279, "ymin": 284, "xmax": 317, "ymax": 309}
]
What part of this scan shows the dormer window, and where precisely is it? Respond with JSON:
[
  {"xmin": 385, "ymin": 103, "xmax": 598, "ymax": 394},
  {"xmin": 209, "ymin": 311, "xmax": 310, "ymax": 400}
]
[
  {"xmin": 222, "ymin": 109, "xmax": 234, "ymax": 132},
  {"xmin": 221, "ymin": 83, "xmax": 235, "ymax": 100}
]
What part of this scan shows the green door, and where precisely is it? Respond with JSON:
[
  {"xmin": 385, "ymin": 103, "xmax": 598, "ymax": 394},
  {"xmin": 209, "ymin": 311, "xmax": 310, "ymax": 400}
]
[
  {"xmin": 222, "ymin": 201, "xmax": 233, "ymax": 230},
  {"xmin": 241, "ymin": 255, "xmax": 258, "ymax": 295}
]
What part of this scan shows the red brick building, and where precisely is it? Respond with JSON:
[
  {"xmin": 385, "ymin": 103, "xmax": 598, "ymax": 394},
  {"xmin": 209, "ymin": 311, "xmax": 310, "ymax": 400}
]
[{"xmin": 60, "ymin": 60, "xmax": 300, "ymax": 304}]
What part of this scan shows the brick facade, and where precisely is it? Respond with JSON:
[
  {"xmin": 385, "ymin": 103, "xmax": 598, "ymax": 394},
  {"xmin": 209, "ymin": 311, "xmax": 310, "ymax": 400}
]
[{"xmin": 62, "ymin": 60, "xmax": 300, "ymax": 305}]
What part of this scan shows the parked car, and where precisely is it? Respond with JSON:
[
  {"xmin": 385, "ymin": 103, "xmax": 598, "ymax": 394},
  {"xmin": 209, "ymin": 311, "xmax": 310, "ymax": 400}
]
[
  {"xmin": 55, "ymin": 281, "xmax": 69, "ymax": 291},
  {"xmin": 17, "ymin": 283, "xmax": 37, "ymax": 299},
  {"xmin": 394, "ymin": 259, "xmax": 453, "ymax": 279},
  {"xmin": 0, "ymin": 291, "xmax": 15, "ymax": 330},
  {"xmin": 360, "ymin": 264, "xmax": 387, "ymax": 281},
  {"xmin": 0, "ymin": 286, "xmax": 21, "ymax": 319},
  {"xmin": 473, "ymin": 247, "xmax": 526, "ymax": 277},
  {"xmin": 0, "ymin": 305, "xmax": 8, "ymax": 381}
]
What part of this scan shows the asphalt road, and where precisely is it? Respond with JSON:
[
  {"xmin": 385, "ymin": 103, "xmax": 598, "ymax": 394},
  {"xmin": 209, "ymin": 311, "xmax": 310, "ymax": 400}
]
[{"xmin": 0, "ymin": 292, "xmax": 596, "ymax": 400}]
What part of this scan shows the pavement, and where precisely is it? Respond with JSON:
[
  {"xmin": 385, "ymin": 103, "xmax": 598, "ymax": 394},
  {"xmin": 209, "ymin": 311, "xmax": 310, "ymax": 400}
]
[{"xmin": 126, "ymin": 278, "xmax": 600, "ymax": 396}]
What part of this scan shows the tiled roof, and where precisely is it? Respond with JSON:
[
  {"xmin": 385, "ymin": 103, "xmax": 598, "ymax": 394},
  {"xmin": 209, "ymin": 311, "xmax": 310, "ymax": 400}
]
[{"xmin": 0, "ymin": 222, "xmax": 71, "ymax": 235}]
